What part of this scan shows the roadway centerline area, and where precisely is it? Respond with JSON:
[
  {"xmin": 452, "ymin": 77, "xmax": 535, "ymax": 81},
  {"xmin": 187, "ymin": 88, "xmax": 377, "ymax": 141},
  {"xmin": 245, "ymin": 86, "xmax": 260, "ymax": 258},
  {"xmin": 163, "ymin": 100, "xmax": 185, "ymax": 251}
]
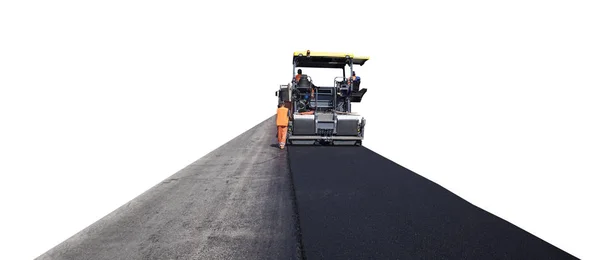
[
  {"xmin": 288, "ymin": 145, "xmax": 577, "ymax": 259},
  {"xmin": 35, "ymin": 115, "xmax": 577, "ymax": 260}
]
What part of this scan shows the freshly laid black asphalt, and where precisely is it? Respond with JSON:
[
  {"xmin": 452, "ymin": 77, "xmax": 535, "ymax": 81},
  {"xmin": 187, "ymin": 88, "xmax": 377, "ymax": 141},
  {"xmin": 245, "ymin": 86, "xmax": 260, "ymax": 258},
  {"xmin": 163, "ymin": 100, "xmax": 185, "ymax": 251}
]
[
  {"xmin": 37, "ymin": 115, "xmax": 577, "ymax": 259},
  {"xmin": 288, "ymin": 146, "xmax": 578, "ymax": 260},
  {"xmin": 37, "ymin": 117, "xmax": 301, "ymax": 260}
]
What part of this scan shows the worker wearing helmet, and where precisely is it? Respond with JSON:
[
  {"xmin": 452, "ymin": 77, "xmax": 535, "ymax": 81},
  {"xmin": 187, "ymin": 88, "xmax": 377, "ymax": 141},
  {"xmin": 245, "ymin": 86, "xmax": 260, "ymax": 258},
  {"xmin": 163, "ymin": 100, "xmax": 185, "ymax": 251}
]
[{"xmin": 276, "ymin": 102, "xmax": 290, "ymax": 149}]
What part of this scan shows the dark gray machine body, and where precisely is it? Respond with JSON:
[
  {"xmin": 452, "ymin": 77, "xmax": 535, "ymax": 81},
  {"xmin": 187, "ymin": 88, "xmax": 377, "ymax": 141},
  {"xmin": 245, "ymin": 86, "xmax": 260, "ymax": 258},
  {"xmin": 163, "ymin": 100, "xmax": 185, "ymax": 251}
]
[
  {"xmin": 277, "ymin": 82, "xmax": 367, "ymax": 146},
  {"xmin": 275, "ymin": 52, "xmax": 369, "ymax": 146}
]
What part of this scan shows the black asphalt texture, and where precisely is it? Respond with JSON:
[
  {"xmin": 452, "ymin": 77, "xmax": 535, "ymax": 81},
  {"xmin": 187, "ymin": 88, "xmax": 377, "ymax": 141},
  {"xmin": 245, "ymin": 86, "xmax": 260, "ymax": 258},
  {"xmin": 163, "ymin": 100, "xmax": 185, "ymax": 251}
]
[
  {"xmin": 36, "ymin": 115, "xmax": 577, "ymax": 259},
  {"xmin": 288, "ymin": 146, "xmax": 577, "ymax": 260}
]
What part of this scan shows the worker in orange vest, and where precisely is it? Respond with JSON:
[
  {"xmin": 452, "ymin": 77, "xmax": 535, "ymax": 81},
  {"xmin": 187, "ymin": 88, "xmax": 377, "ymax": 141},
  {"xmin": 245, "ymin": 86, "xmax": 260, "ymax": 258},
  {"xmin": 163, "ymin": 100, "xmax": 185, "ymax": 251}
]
[
  {"xmin": 294, "ymin": 69, "xmax": 302, "ymax": 82},
  {"xmin": 276, "ymin": 102, "xmax": 290, "ymax": 149}
]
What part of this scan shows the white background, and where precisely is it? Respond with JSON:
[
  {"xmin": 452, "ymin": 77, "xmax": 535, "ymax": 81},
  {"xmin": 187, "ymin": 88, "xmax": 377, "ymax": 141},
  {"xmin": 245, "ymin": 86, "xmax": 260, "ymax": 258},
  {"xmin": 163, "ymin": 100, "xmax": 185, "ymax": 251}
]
[{"xmin": 1, "ymin": 1, "xmax": 599, "ymax": 259}]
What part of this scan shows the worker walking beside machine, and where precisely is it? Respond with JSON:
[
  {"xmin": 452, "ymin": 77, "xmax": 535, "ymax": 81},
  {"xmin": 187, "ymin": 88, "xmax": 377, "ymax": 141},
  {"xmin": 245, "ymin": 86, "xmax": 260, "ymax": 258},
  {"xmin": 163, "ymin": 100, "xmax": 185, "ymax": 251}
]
[{"xmin": 276, "ymin": 102, "xmax": 291, "ymax": 149}]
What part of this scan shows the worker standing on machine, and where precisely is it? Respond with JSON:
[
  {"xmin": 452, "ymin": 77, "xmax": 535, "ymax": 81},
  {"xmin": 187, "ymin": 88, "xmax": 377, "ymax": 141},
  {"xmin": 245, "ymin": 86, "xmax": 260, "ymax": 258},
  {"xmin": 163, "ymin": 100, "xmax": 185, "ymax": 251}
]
[
  {"xmin": 276, "ymin": 102, "xmax": 290, "ymax": 149},
  {"xmin": 349, "ymin": 71, "xmax": 360, "ymax": 83},
  {"xmin": 348, "ymin": 71, "xmax": 361, "ymax": 92},
  {"xmin": 294, "ymin": 69, "xmax": 302, "ymax": 82},
  {"xmin": 294, "ymin": 68, "xmax": 314, "ymax": 105}
]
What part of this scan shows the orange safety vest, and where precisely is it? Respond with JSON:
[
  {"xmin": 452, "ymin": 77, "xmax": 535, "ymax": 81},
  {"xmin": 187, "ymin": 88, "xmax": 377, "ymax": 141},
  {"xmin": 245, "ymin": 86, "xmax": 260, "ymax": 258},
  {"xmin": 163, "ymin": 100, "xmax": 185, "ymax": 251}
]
[
  {"xmin": 295, "ymin": 74, "xmax": 302, "ymax": 82},
  {"xmin": 276, "ymin": 106, "xmax": 289, "ymax": 126}
]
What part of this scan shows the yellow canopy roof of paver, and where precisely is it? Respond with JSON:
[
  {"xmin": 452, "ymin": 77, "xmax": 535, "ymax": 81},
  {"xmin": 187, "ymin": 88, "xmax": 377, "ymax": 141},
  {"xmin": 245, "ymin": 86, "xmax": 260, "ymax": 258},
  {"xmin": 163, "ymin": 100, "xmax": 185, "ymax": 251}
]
[{"xmin": 293, "ymin": 51, "xmax": 369, "ymax": 68}]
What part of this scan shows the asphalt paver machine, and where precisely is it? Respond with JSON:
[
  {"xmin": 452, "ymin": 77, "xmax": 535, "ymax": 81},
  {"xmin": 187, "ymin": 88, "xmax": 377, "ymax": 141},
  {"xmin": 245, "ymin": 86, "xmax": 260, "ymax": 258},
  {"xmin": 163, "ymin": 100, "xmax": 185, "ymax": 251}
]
[{"xmin": 276, "ymin": 50, "xmax": 369, "ymax": 146}]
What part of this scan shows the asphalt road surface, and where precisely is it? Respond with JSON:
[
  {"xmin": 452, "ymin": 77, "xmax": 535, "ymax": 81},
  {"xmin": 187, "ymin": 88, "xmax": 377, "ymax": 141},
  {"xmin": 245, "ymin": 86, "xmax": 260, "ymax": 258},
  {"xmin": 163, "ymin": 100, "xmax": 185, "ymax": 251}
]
[
  {"xmin": 288, "ymin": 145, "xmax": 577, "ymax": 259},
  {"xmin": 38, "ymin": 116, "xmax": 577, "ymax": 259},
  {"xmin": 37, "ymin": 117, "xmax": 301, "ymax": 260}
]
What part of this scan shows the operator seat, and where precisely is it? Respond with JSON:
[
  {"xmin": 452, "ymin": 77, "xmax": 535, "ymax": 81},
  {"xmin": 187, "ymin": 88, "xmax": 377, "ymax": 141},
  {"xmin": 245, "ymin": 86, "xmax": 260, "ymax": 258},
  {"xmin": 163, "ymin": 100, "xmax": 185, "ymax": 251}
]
[
  {"xmin": 352, "ymin": 78, "xmax": 361, "ymax": 93},
  {"xmin": 298, "ymin": 74, "xmax": 312, "ymax": 91}
]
